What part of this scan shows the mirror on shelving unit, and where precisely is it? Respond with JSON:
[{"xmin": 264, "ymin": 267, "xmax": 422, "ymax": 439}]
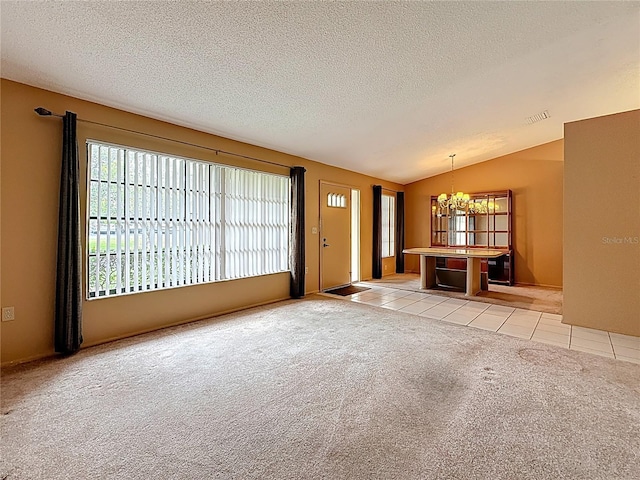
[
  {"xmin": 429, "ymin": 190, "xmax": 513, "ymax": 285},
  {"xmin": 431, "ymin": 190, "xmax": 512, "ymax": 249}
]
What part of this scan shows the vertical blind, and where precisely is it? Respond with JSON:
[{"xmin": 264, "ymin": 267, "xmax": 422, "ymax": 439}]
[{"xmin": 87, "ymin": 141, "xmax": 290, "ymax": 299}]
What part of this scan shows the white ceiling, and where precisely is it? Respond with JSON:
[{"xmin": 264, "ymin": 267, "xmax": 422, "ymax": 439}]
[{"xmin": 1, "ymin": 1, "xmax": 639, "ymax": 184}]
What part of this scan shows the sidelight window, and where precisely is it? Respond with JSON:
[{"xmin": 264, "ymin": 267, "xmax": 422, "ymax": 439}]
[{"xmin": 381, "ymin": 193, "xmax": 395, "ymax": 258}]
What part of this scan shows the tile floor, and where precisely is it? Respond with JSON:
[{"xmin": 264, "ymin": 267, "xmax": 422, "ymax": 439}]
[{"xmin": 324, "ymin": 284, "xmax": 640, "ymax": 364}]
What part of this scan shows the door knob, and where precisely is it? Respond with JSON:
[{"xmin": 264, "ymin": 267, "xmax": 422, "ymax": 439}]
[{"xmin": 323, "ymin": 238, "xmax": 330, "ymax": 247}]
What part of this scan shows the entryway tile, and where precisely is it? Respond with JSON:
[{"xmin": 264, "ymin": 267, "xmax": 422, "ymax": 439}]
[
  {"xmin": 381, "ymin": 290, "xmax": 414, "ymax": 300},
  {"xmin": 351, "ymin": 292, "xmax": 381, "ymax": 301},
  {"xmin": 457, "ymin": 302, "xmax": 490, "ymax": 313},
  {"xmin": 441, "ymin": 298, "xmax": 468, "ymax": 307},
  {"xmin": 418, "ymin": 303, "xmax": 462, "ymax": 319},
  {"xmin": 610, "ymin": 333, "xmax": 640, "ymax": 351},
  {"xmin": 569, "ymin": 344, "xmax": 615, "ymax": 359},
  {"xmin": 360, "ymin": 297, "xmax": 391, "ymax": 307},
  {"xmin": 468, "ymin": 313, "xmax": 507, "ymax": 332},
  {"xmin": 571, "ymin": 326, "xmax": 611, "ymax": 344},
  {"xmin": 398, "ymin": 301, "xmax": 433, "ymax": 315},
  {"xmin": 616, "ymin": 355, "xmax": 640, "ymax": 365},
  {"xmin": 502, "ymin": 313, "xmax": 540, "ymax": 328},
  {"xmin": 535, "ymin": 321, "xmax": 571, "ymax": 335},
  {"xmin": 381, "ymin": 298, "xmax": 419, "ymax": 310},
  {"xmin": 403, "ymin": 292, "xmax": 430, "ymax": 301},
  {"xmin": 416, "ymin": 295, "xmax": 447, "ymax": 305},
  {"xmin": 485, "ymin": 304, "xmax": 515, "ymax": 316},
  {"xmin": 611, "ymin": 345, "xmax": 640, "ymax": 360},
  {"xmin": 570, "ymin": 335, "xmax": 613, "ymax": 354},
  {"xmin": 531, "ymin": 330, "xmax": 570, "ymax": 348},
  {"xmin": 442, "ymin": 310, "xmax": 480, "ymax": 326},
  {"xmin": 540, "ymin": 312, "xmax": 563, "ymax": 322},
  {"xmin": 498, "ymin": 322, "xmax": 535, "ymax": 340}
]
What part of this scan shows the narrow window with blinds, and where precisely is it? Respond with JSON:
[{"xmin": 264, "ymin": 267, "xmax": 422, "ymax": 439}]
[
  {"xmin": 381, "ymin": 193, "xmax": 395, "ymax": 258},
  {"xmin": 87, "ymin": 141, "xmax": 290, "ymax": 299}
]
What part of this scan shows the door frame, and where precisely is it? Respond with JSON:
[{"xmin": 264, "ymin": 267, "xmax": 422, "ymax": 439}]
[{"xmin": 319, "ymin": 180, "xmax": 359, "ymax": 291}]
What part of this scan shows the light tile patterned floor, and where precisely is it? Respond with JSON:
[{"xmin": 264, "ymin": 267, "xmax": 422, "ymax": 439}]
[{"xmin": 323, "ymin": 284, "xmax": 640, "ymax": 364}]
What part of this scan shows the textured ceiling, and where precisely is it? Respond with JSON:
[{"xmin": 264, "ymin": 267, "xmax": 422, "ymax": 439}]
[{"xmin": 1, "ymin": 1, "xmax": 639, "ymax": 184}]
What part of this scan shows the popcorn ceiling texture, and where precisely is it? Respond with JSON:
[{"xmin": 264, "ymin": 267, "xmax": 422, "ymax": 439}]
[{"xmin": 1, "ymin": 2, "xmax": 639, "ymax": 183}]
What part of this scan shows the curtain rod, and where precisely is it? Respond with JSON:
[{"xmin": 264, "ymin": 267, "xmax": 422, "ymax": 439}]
[{"xmin": 34, "ymin": 107, "xmax": 291, "ymax": 169}]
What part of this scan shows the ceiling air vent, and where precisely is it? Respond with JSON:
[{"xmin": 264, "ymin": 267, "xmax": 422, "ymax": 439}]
[{"xmin": 526, "ymin": 110, "xmax": 550, "ymax": 124}]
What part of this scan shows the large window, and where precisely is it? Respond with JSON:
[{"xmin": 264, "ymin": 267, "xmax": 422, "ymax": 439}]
[
  {"xmin": 381, "ymin": 192, "xmax": 395, "ymax": 258},
  {"xmin": 87, "ymin": 141, "xmax": 290, "ymax": 299}
]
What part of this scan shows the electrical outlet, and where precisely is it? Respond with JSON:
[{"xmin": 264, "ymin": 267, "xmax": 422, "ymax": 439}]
[
  {"xmin": 311, "ymin": 227, "xmax": 318, "ymax": 235},
  {"xmin": 2, "ymin": 307, "xmax": 15, "ymax": 322},
  {"xmin": 305, "ymin": 266, "xmax": 309, "ymax": 274}
]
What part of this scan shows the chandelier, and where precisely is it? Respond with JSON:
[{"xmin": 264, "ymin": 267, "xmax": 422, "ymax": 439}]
[
  {"xmin": 468, "ymin": 199, "xmax": 488, "ymax": 214},
  {"xmin": 437, "ymin": 154, "xmax": 469, "ymax": 210},
  {"xmin": 468, "ymin": 198, "xmax": 498, "ymax": 214}
]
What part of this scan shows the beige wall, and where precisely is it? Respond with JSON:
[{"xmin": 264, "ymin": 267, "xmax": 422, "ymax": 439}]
[
  {"xmin": 404, "ymin": 141, "xmax": 564, "ymax": 287},
  {"xmin": 0, "ymin": 79, "xmax": 401, "ymax": 364},
  {"xmin": 382, "ymin": 256, "xmax": 396, "ymax": 276},
  {"xmin": 564, "ymin": 109, "xmax": 640, "ymax": 336}
]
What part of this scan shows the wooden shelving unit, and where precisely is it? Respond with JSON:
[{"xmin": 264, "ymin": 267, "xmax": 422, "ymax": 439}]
[{"xmin": 430, "ymin": 190, "xmax": 513, "ymax": 285}]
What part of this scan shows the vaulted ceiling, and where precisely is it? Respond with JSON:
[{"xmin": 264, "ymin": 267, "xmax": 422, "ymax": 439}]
[{"xmin": 2, "ymin": 1, "xmax": 639, "ymax": 184}]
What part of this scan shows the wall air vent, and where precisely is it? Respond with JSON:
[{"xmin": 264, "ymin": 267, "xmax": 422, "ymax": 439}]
[{"xmin": 526, "ymin": 110, "xmax": 550, "ymax": 124}]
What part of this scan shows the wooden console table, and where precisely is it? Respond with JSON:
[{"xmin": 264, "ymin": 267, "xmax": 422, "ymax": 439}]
[{"xmin": 403, "ymin": 247, "xmax": 506, "ymax": 296}]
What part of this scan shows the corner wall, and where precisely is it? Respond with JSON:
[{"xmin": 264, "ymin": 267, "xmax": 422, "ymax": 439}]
[
  {"xmin": 564, "ymin": 109, "xmax": 640, "ymax": 336},
  {"xmin": 0, "ymin": 79, "xmax": 401, "ymax": 364},
  {"xmin": 404, "ymin": 141, "xmax": 564, "ymax": 288}
]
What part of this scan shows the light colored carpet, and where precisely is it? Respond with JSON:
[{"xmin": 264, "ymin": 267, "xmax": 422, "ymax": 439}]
[
  {"xmin": 2, "ymin": 295, "xmax": 638, "ymax": 479},
  {"xmin": 364, "ymin": 273, "xmax": 563, "ymax": 314}
]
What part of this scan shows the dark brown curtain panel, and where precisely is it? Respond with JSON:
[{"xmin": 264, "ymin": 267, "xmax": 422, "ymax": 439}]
[
  {"xmin": 372, "ymin": 185, "xmax": 382, "ymax": 279},
  {"xmin": 55, "ymin": 111, "xmax": 83, "ymax": 354},
  {"xmin": 290, "ymin": 166, "xmax": 306, "ymax": 298},
  {"xmin": 395, "ymin": 191, "xmax": 405, "ymax": 273}
]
